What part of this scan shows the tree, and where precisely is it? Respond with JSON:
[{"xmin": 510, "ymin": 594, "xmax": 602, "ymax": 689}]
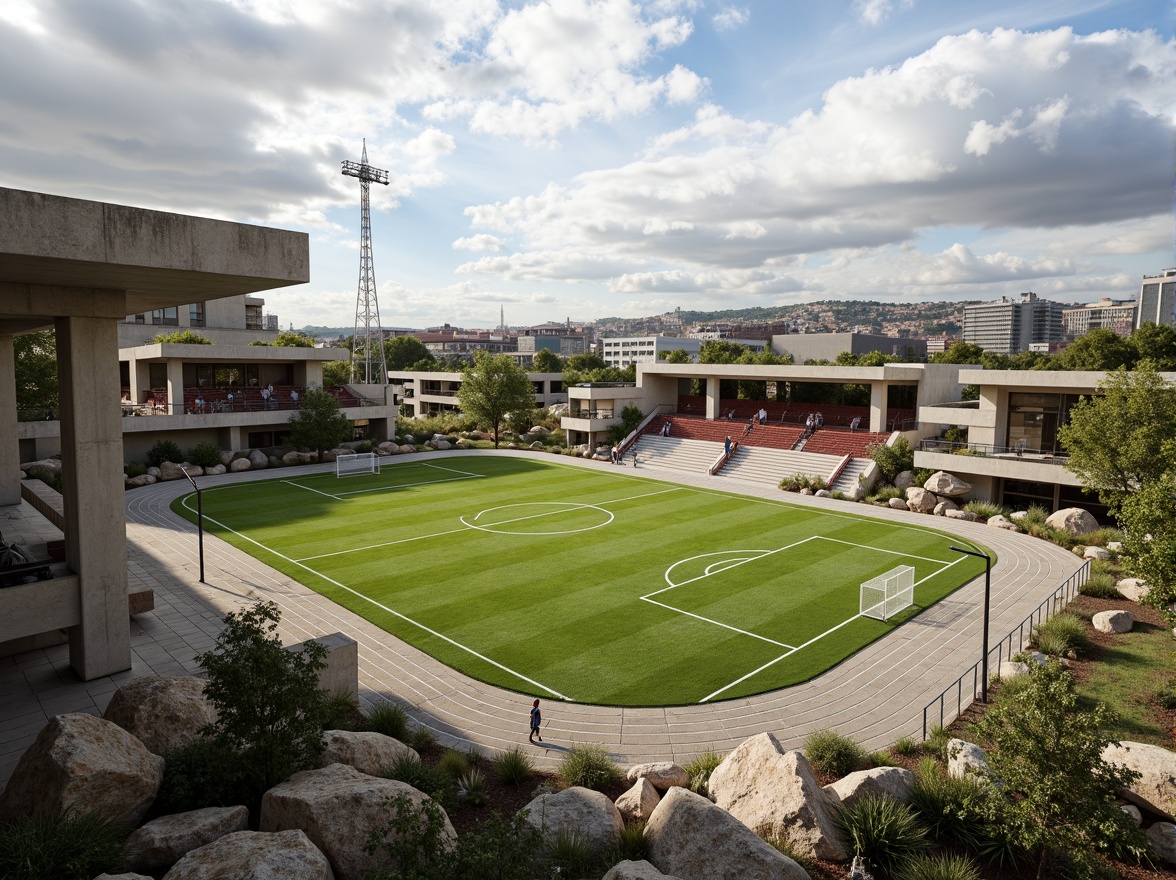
[
  {"xmin": 456, "ymin": 351, "xmax": 536, "ymax": 449},
  {"xmin": 699, "ymin": 339, "xmax": 748, "ymax": 363},
  {"xmin": 971, "ymin": 662, "xmax": 1147, "ymax": 878},
  {"xmin": 606, "ymin": 404, "xmax": 645, "ymax": 443},
  {"xmin": 1117, "ymin": 475, "xmax": 1176, "ymax": 623},
  {"xmin": 1058, "ymin": 367, "xmax": 1176, "ymax": 506},
  {"xmin": 252, "ymin": 332, "xmax": 315, "ymax": 347},
  {"xmin": 1055, "ymin": 328, "xmax": 1136, "ymax": 371},
  {"xmin": 660, "ymin": 348, "xmax": 692, "ymax": 364},
  {"xmin": 195, "ymin": 601, "xmax": 330, "ymax": 794},
  {"xmin": 286, "ymin": 386, "xmax": 351, "ymax": 461},
  {"xmin": 1130, "ymin": 322, "xmax": 1176, "ymax": 371},
  {"xmin": 384, "ymin": 336, "xmax": 435, "ymax": 371},
  {"xmin": 13, "ymin": 330, "xmax": 58, "ymax": 417},
  {"xmin": 530, "ymin": 348, "xmax": 564, "ymax": 372},
  {"xmin": 929, "ymin": 341, "xmax": 985, "ymax": 364},
  {"xmin": 152, "ymin": 329, "xmax": 211, "ymax": 344},
  {"xmin": 321, "ymin": 360, "xmax": 351, "ymax": 386},
  {"xmin": 867, "ymin": 435, "xmax": 914, "ymax": 484},
  {"xmin": 566, "ymin": 352, "xmax": 607, "ymax": 371}
]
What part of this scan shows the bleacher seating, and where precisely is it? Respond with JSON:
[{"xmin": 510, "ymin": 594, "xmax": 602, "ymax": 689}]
[
  {"xmin": 644, "ymin": 416, "xmax": 803, "ymax": 452},
  {"xmin": 799, "ymin": 429, "xmax": 890, "ymax": 458},
  {"xmin": 676, "ymin": 396, "xmax": 914, "ymax": 431}
]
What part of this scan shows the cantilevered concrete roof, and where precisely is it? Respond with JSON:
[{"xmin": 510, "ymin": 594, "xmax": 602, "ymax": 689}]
[{"xmin": 0, "ymin": 188, "xmax": 309, "ymax": 335}]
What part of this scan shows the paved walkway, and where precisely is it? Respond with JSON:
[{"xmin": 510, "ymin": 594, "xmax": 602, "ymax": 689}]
[{"xmin": 1, "ymin": 451, "xmax": 1082, "ymax": 786}]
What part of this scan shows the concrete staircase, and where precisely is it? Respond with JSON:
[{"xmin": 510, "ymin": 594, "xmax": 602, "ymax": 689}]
[
  {"xmin": 633, "ymin": 436, "xmax": 723, "ymax": 474},
  {"xmin": 719, "ymin": 446, "xmax": 840, "ymax": 486},
  {"xmin": 829, "ymin": 457, "xmax": 873, "ymax": 495}
]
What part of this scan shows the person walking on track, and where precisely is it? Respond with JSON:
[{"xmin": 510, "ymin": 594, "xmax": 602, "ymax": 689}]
[{"xmin": 529, "ymin": 699, "xmax": 543, "ymax": 743}]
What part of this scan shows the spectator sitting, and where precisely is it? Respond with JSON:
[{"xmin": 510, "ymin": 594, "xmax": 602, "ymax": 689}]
[{"xmin": 849, "ymin": 416, "xmax": 861, "ymax": 431}]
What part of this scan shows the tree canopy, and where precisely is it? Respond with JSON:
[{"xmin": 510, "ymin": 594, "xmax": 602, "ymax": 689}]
[
  {"xmin": 286, "ymin": 386, "xmax": 351, "ymax": 461},
  {"xmin": 456, "ymin": 351, "xmax": 536, "ymax": 448},
  {"xmin": 152, "ymin": 330, "xmax": 211, "ymax": 345},
  {"xmin": 659, "ymin": 348, "xmax": 693, "ymax": 364},
  {"xmin": 530, "ymin": 348, "xmax": 564, "ymax": 372},
  {"xmin": 251, "ymin": 332, "xmax": 315, "ymax": 347},
  {"xmin": 13, "ymin": 330, "xmax": 58, "ymax": 417},
  {"xmin": 384, "ymin": 336, "xmax": 436, "ymax": 371},
  {"xmin": 321, "ymin": 360, "xmax": 351, "ymax": 386}
]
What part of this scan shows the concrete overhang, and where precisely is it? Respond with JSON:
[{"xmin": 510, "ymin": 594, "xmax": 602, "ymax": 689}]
[
  {"xmin": 120, "ymin": 343, "xmax": 348, "ymax": 363},
  {"xmin": 0, "ymin": 188, "xmax": 309, "ymax": 335},
  {"xmin": 639, "ymin": 362, "xmax": 933, "ymax": 383},
  {"xmin": 970, "ymin": 369, "xmax": 1176, "ymax": 392}
]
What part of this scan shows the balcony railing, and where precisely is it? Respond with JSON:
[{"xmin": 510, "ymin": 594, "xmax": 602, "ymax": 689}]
[
  {"xmin": 917, "ymin": 438, "xmax": 1070, "ymax": 465},
  {"xmin": 570, "ymin": 408, "xmax": 615, "ymax": 419}
]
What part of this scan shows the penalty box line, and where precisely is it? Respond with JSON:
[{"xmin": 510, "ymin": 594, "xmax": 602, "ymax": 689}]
[
  {"xmin": 697, "ymin": 555, "xmax": 969, "ymax": 703},
  {"xmin": 180, "ymin": 496, "xmax": 573, "ymax": 702}
]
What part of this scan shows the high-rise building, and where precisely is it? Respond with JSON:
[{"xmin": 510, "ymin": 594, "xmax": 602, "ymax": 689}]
[
  {"xmin": 1136, "ymin": 269, "xmax": 1176, "ymax": 328},
  {"xmin": 1061, "ymin": 298, "xmax": 1137, "ymax": 340},
  {"xmin": 962, "ymin": 292, "xmax": 1065, "ymax": 354}
]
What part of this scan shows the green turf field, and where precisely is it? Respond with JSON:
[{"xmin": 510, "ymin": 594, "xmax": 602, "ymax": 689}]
[{"xmin": 173, "ymin": 456, "xmax": 991, "ymax": 706}]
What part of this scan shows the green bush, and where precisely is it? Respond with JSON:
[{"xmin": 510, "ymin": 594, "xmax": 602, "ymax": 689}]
[
  {"xmin": 908, "ymin": 756, "xmax": 987, "ymax": 850},
  {"xmin": 0, "ymin": 811, "xmax": 130, "ymax": 880},
  {"xmin": 835, "ymin": 796, "xmax": 931, "ymax": 877},
  {"xmin": 684, "ymin": 749, "xmax": 724, "ymax": 796},
  {"xmin": 1031, "ymin": 613, "xmax": 1091, "ymax": 657},
  {"xmin": 867, "ymin": 485, "xmax": 904, "ymax": 504},
  {"xmin": 124, "ymin": 462, "xmax": 147, "ymax": 478},
  {"xmin": 923, "ymin": 725, "xmax": 951, "ymax": 761},
  {"xmin": 962, "ymin": 500, "xmax": 1007, "ymax": 520},
  {"xmin": 464, "ymin": 747, "xmax": 485, "ymax": 766},
  {"xmin": 898, "ymin": 852, "xmax": 982, "ymax": 880},
  {"xmin": 545, "ymin": 828, "xmax": 595, "ymax": 877},
  {"xmin": 457, "ymin": 767, "xmax": 488, "ymax": 806},
  {"xmin": 146, "ymin": 439, "xmax": 184, "ymax": 467},
  {"xmin": 1019, "ymin": 505, "xmax": 1050, "ymax": 528},
  {"xmin": 893, "ymin": 736, "xmax": 918, "ymax": 757},
  {"xmin": 615, "ymin": 821, "xmax": 650, "ymax": 862},
  {"xmin": 382, "ymin": 753, "xmax": 452, "ymax": 804},
  {"xmin": 154, "ymin": 737, "xmax": 245, "ymax": 814},
  {"xmin": 868, "ymin": 435, "xmax": 914, "ymax": 484},
  {"xmin": 492, "ymin": 745, "xmax": 534, "ymax": 785},
  {"xmin": 869, "ymin": 750, "xmax": 898, "ymax": 767},
  {"xmin": 437, "ymin": 749, "xmax": 470, "ymax": 779},
  {"xmin": 152, "ymin": 329, "xmax": 211, "ymax": 344},
  {"xmin": 187, "ymin": 441, "xmax": 224, "ymax": 469},
  {"xmin": 803, "ymin": 729, "xmax": 868, "ymax": 777},
  {"xmin": 559, "ymin": 743, "xmax": 622, "ymax": 791},
  {"xmin": 1158, "ymin": 679, "xmax": 1176, "ymax": 711},
  {"xmin": 407, "ymin": 726, "xmax": 436, "ymax": 752},
  {"xmin": 321, "ymin": 690, "xmax": 360, "ymax": 731},
  {"xmin": 365, "ymin": 703, "xmax": 408, "ymax": 740},
  {"xmin": 1079, "ymin": 572, "xmax": 1120, "ymax": 599}
]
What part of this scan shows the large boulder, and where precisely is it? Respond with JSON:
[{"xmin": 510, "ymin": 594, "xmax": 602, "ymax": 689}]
[
  {"xmin": 905, "ymin": 487, "xmax": 937, "ymax": 513},
  {"xmin": 522, "ymin": 786, "xmax": 623, "ymax": 858},
  {"xmin": 987, "ymin": 515, "xmax": 1021, "ymax": 532},
  {"xmin": 603, "ymin": 860, "xmax": 684, "ymax": 880},
  {"xmin": 707, "ymin": 732, "xmax": 845, "ymax": 861},
  {"xmin": 260, "ymin": 763, "xmax": 453, "ymax": 880},
  {"xmin": 1045, "ymin": 507, "xmax": 1100, "ymax": 536},
  {"xmin": 316, "ymin": 730, "xmax": 417, "ymax": 777},
  {"xmin": 127, "ymin": 806, "xmax": 249, "ymax": 872},
  {"xmin": 823, "ymin": 767, "xmax": 916, "ymax": 811},
  {"xmin": 0, "ymin": 712, "xmax": 163, "ymax": 825},
  {"xmin": 103, "ymin": 675, "xmax": 217, "ymax": 757},
  {"xmin": 229, "ymin": 457, "xmax": 252, "ymax": 472},
  {"xmin": 1147, "ymin": 822, "xmax": 1176, "ymax": 867},
  {"xmin": 947, "ymin": 739, "xmax": 991, "ymax": 781},
  {"xmin": 248, "ymin": 449, "xmax": 269, "ymax": 470},
  {"xmin": 283, "ymin": 451, "xmax": 314, "ymax": 465},
  {"xmin": 932, "ymin": 499, "xmax": 959, "ymax": 516},
  {"xmin": 1117, "ymin": 578, "xmax": 1149, "ymax": 603},
  {"xmin": 645, "ymin": 787, "xmax": 809, "ymax": 880},
  {"xmin": 160, "ymin": 461, "xmax": 202, "ymax": 481},
  {"xmin": 888, "ymin": 497, "xmax": 909, "ymax": 511},
  {"xmin": 205, "ymin": 464, "xmax": 227, "ymax": 476},
  {"xmin": 162, "ymin": 829, "xmax": 333, "ymax": 880},
  {"xmin": 945, "ymin": 509, "xmax": 981, "ymax": 522},
  {"xmin": 893, "ymin": 470, "xmax": 915, "ymax": 490},
  {"xmin": 1083, "ymin": 546, "xmax": 1111, "ymax": 560},
  {"xmin": 626, "ymin": 762, "xmax": 690, "ymax": 791},
  {"xmin": 615, "ymin": 777, "xmax": 661, "ymax": 822},
  {"xmin": 1092, "ymin": 610, "xmax": 1134, "ymax": 634},
  {"xmin": 1101, "ymin": 742, "xmax": 1176, "ymax": 816},
  {"xmin": 923, "ymin": 471, "xmax": 971, "ymax": 497}
]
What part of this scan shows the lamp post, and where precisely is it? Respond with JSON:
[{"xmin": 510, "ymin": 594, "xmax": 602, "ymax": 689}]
[
  {"xmin": 950, "ymin": 545, "xmax": 992, "ymax": 703},
  {"xmin": 183, "ymin": 468, "xmax": 205, "ymax": 584}
]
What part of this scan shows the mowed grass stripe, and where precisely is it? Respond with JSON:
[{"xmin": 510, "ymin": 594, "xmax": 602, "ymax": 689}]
[{"xmin": 176, "ymin": 456, "xmax": 989, "ymax": 705}]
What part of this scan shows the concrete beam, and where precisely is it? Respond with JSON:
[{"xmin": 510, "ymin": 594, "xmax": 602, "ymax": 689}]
[{"xmin": 0, "ymin": 336, "xmax": 18, "ymax": 506}]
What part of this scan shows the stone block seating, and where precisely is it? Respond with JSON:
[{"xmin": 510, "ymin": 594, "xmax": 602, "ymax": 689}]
[{"xmin": 645, "ymin": 416, "xmax": 804, "ymax": 452}]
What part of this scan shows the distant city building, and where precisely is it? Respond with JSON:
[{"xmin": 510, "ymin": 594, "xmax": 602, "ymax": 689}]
[
  {"xmin": 414, "ymin": 324, "xmax": 516, "ymax": 358},
  {"xmin": 600, "ymin": 335, "xmax": 701, "ymax": 367},
  {"xmin": 962, "ymin": 292, "xmax": 1064, "ymax": 355},
  {"xmin": 121, "ymin": 294, "xmax": 280, "ymax": 347},
  {"xmin": 770, "ymin": 332, "xmax": 927, "ymax": 363},
  {"xmin": 517, "ymin": 321, "xmax": 595, "ymax": 357},
  {"xmin": 925, "ymin": 335, "xmax": 959, "ymax": 355},
  {"xmin": 1062, "ymin": 298, "xmax": 1137, "ymax": 340},
  {"xmin": 1136, "ymin": 269, "xmax": 1176, "ymax": 328},
  {"xmin": 689, "ymin": 321, "xmax": 790, "ymax": 341},
  {"xmin": 1028, "ymin": 341, "xmax": 1067, "ymax": 354}
]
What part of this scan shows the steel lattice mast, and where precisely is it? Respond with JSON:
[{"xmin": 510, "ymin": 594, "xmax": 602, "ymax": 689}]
[{"xmin": 342, "ymin": 139, "xmax": 390, "ymax": 385}]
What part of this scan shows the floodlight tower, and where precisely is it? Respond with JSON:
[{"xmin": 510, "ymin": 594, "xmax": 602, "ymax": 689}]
[{"xmin": 342, "ymin": 139, "xmax": 390, "ymax": 385}]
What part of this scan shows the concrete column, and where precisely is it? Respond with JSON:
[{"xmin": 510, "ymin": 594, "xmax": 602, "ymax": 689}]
[
  {"xmin": 0, "ymin": 336, "xmax": 20, "ymax": 506},
  {"xmin": 130, "ymin": 358, "xmax": 150, "ymax": 404},
  {"xmin": 166, "ymin": 359, "xmax": 184, "ymax": 414},
  {"xmin": 705, "ymin": 378, "xmax": 720, "ymax": 420},
  {"xmin": 869, "ymin": 382, "xmax": 888, "ymax": 433},
  {"xmin": 56, "ymin": 315, "xmax": 131, "ymax": 681}
]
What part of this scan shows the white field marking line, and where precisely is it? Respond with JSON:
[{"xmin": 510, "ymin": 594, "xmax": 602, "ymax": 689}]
[
  {"xmin": 461, "ymin": 503, "xmax": 614, "ymax": 535},
  {"xmin": 334, "ymin": 474, "xmax": 482, "ymax": 497},
  {"xmin": 697, "ymin": 554, "xmax": 970, "ymax": 703},
  {"xmin": 640, "ymin": 597, "xmax": 795, "ymax": 649},
  {"xmin": 704, "ymin": 558, "xmax": 755, "ymax": 576},
  {"xmin": 293, "ymin": 526, "xmax": 471, "ymax": 562},
  {"xmin": 280, "ymin": 480, "xmax": 343, "ymax": 501},
  {"xmin": 180, "ymin": 495, "xmax": 572, "ymax": 701},
  {"xmin": 650, "ymin": 538, "xmax": 821, "ymax": 597},
  {"xmin": 421, "ymin": 461, "xmax": 487, "ymax": 478},
  {"xmin": 817, "ymin": 536, "xmax": 953, "ymax": 564}
]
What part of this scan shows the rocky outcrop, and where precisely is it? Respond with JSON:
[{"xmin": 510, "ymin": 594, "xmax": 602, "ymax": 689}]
[
  {"xmin": 1092, "ymin": 610, "xmax": 1134, "ymax": 634},
  {"xmin": 603, "ymin": 860, "xmax": 684, "ymax": 880},
  {"xmin": 103, "ymin": 675, "xmax": 217, "ymax": 757},
  {"xmin": 316, "ymin": 730, "xmax": 417, "ymax": 777},
  {"xmin": 248, "ymin": 449, "xmax": 269, "ymax": 469},
  {"xmin": 905, "ymin": 487, "xmax": 937, "ymax": 513},
  {"xmin": 127, "ymin": 806, "xmax": 249, "ymax": 872},
  {"xmin": 947, "ymin": 739, "xmax": 990, "ymax": 781},
  {"xmin": 708, "ymin": 732, "xmax": 845, "ymax": 861},
  {"xmin": 162, "ymin": 829, "xmax": 334, "ymax": 880},
  {"xmin": 0, "ymin": 712, "xmax": 163, "ymax": 825},
  {"xmin": 616, "ymin": 777, "xmax": 661, "ymax": 822},
  {"xmin": 260, "ymin": 763, "xmax": 452, "ymax": 880},
  {"xmin": 626, "ymin": 762, "xmax": 690, "ymax": 791},
  {"xmin": 1045, "ymin": 507, "xmax": 1100, "ymax": 536},
  {"xmin": 1101, "ymin": 742, "xmax": 1176, "ymax": 817},
  {"xmin": 645, "ymin": 787, "xmax": 809, "ymax": 880},
  {"xmin": 923, "ymin": 471, "xmax": 971, "ymax": 497},
  {"xmin": 523, "ymin": 786, "xmax": 623, "ymax": 858},
  {"xmin": 823, "ymin": 767, "xmax": 916, "ymax": 811}
]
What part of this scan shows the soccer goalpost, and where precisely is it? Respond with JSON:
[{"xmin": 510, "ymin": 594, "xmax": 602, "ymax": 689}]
[
  {"xmin": 860, "ymin": 565, "xmax": 915, "ymax": 621},
  {"xmin": 336, "ymin": 452, "xmax": 380, "ymax": 478}
]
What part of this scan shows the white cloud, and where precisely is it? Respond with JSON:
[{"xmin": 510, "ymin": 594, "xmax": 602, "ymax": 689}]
[
  {"xmin": 855, "ymin": 0, "xmax": 913, "ymax": 26},
  {"xmin": 963, "ymin": 109, "xmax": 1023, "ymax": 156},
  {"xmin": 453, "ymin": 234, "xmax": 506, "ymax": 251},
  {"xmin": 712, "ymin": 7, "xmax": 749, "ymax": 32}
]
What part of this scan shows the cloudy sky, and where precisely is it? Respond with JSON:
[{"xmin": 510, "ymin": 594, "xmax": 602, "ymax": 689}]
[{"xmin": 2, "ymin": 0, "xmax": 1172, "ymax": 330}]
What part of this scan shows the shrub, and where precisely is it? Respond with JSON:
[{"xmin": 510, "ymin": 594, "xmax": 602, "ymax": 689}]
[
  {"xmin": 151, "ymin": 329, "xmax": 211, "ymax": 344},
  {"xmin": 803, "ymin": 729, "xmax": 868, "ymax": 777},
  {"xmin": 195, "ymin": 601, "xmax": 330, "ymax": 796},
  {"xmin": 438, "ymin": 749, "xmax": 470, "ymax": 779},
  {"xmin": 923, "ymin": 725, "xmax": 951, "ymax": 761},
  {"xmin": 893, "ymin": 736, "xmax": 918, "ymax": 757},
  {"xmin": 0, "ymin": 811, "xmax": 130, "ymax": 880},
  {"xmin": 154, "ymin": 737, "xmax": 245, "ymax": 814},
  {"xmin": 124, "ymin": 462, "xmax": 147, "ymax": 478},
  {"xmin": 559, "ymin": 743, "xmax": 622, "ymax": 791},
  {"xmin": 908, "ymin": 756, "xmax": 987, "ymax": 850},
  {"xmin": 321, "ymin": 690, "xmax": 360, "ymax": 731},
  {"xmin": 1031, "ymin": 613, "xmax": 1090, "ymax": 657},
  {"xmin": 868, "ymin": 435, "xmax": 914, "ymax": 484},
  {"xmin": 780, "ymin": 473, "xmax": 828, "ymax": 492},
  {"xmin": 1079, "ymin": 572, "xmax": 1120, "ymax": 599},
  {"xmin": 365, "ymin": 703, "xmax": 408, "ymax": 740},
  {"xmin": 834, "ymin": 795, "xmax": 931, "ymax": 877},
  {"xmin": 407, "ymin": 726, "xmax": 436, "ymax": 752},
  {"xmin": 382, "ymin": 753, "xmax": 452, "ymax": 804},
  {"xmin": 684, "ymin": 749, "xmax": 724, "ymax": 796},
  {"xmin": 867, "ymin": 485, "xmax": 904, "ymax": 504},
  {"xmin": 1158, "ymin": 679, "xmax": 1176, "ymax": 711},
  {"xmin": 493, "ymin": 745, "xmax": 534, "ymax": 785},
  {"xmin": 869, "ymin": 750, "xmax": 897, "ymax": 767},
  {"xmin": 146, "ymin": 439, "xmax": 183, "ymax": 467},
  {"xmin": 1020, "ymin": 505, "xmax": 1050, "ymax": 528},
  {"xmin": 898, "ymin": 852, "xmax": 982, "ymax": 880},
  {"xmin": 187, "ymin": 441, "xmax": 223, "ymax": 469},
  {"xmin": 457, "ymin": 767, "xmax": 488, "ymax": 806},
  {"xmin": 544, "ymin": 828, "xmax": 594, "ymax": 877},
  {"xmin": 615, "ymin": 821, "xmax": 650, "ymax": 862},
  {"xmin": 962, "ymin": 500, "xmax": 1007, "ymax": 520}
]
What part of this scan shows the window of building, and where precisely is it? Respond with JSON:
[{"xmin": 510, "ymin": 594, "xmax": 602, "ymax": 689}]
[
  {"xmin": 151, "ymin": 307, "xmax": 179, "ymax": 326},
  {"xmin": 189, "ymin": 302, "xmax": 205, "ymax": 327},
  {"xmin": 1001, "ymin": 478, "xmax": 1055, "ymax": 512},
  {"xmin": 148, "ymin": 363, "xmax": 168, "ymax": 389}
]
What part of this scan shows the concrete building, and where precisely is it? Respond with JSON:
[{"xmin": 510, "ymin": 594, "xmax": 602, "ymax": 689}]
[
  {"xmin": 119, "ymin": 294, "xmax": 281, "ymax": 348},
  {"xmin": 1061, "ymin": 298, "xmax": 1137, "ymax": 340},
  {"xmin": 962, "ymin": 292, "xmax": 1065, "ymax": 354},
  {"xmin": 516, "ymin": 322, "xmax": 595, "ymax": 357},
  {"xmin": 1136, "ymin": 269, "xmax": 1176, "ymax": 328},
  {"xmin": 0, "ymin": 187, "xmax": 309, "ymax": 679},
  {"xmin": 771, "ymin": 332, "xmax": 927, "ymax": 363},
  {"xmin": 391, "ymin": 370, "xmax": 567, "ymax": 418},
  {"xmin": 600, "ymin": 336, "xmax": 701, "ymax": 367}
]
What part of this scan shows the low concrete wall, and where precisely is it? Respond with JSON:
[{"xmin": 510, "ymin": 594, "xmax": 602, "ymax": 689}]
[{"xmin": 288, "ymin": 631, "xmax": 359, "ymax": 701}]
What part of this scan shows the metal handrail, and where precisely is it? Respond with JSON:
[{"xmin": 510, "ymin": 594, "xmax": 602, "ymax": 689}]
[
  {"xmin": 921, "ymin": 559, "xmax": 1090, "ymax": 739},
  {"xmin": 918, "ymin": 438, "xmax": 1070, "ymax": 464}
]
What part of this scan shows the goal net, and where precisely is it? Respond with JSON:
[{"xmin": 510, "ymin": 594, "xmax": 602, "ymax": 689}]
[
  {"xmin": 860, "ymin": 565, "xmax": 915, "ymax": 621},
  {"xmin": 336, "ymin": 452, "xmax": 380, "ymax": 478}
]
